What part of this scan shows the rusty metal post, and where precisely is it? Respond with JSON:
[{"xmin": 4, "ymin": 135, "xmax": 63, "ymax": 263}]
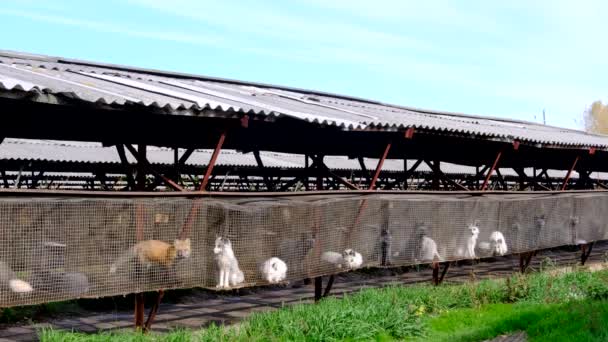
[
  {"xmin": 179, "ymin": 133, "xmax": 227, "ymax": 240},
  {"xmin": 323, "ymin": 275, "xmax": 335, "ymax": 298},
  {"xmin": 581, "ymin": 242, "xmax": 594, "ymax": 265},
  {"xmin": 143, "ymin": 289, "xmax": 164, "ymax": 332},
  {"xmin": 519, "ymin": 251, "xmax": 534, "ymax": 273},
  {"xmin": 314, "ymin": 277, "xmax": 323, "ymax": 301},
  {"xmin": 432, "ymin": 262, "xmax": 450, "ymax": 286},
  {"xmin": 370, "ymin": 143, "xmax": 392, "ymax": 190},
  {"xmin": 481, "ymin": 150, "xmax": 502, "ymax": 191},
  {"xmin": 134, "ymin": 144, "xmax": 146, "ymax": 330},
  {"xmin": 199, "ymin": 132, "xmax": 226, "ymax": 191},
  {"xmin": 561, "ymin": 156, "xmax": 580, "ymax": 191}
]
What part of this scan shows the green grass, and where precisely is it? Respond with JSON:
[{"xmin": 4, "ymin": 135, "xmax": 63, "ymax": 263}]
[
  {"xmin": 424, "ymin": 300, "xmax": 608, "ymax": 341},
  {"xmin": 38, "ymin": 267, "xmax": 608, "ymax": 341}
]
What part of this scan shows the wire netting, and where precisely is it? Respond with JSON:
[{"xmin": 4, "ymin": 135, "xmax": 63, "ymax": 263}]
[{"xmin": 0, "ymin": 192, "xmax": 602, "ymax": 307}]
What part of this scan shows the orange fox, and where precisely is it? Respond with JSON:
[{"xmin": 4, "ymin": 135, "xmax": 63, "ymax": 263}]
[{"xmin": 110, "ymin": 238, "xmax": 191, "ymax": 274}]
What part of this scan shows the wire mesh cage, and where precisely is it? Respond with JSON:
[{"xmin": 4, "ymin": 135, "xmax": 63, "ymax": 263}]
[{"xmin": 0, "ymin": 192, "xmax": 603, "ymax": 307}]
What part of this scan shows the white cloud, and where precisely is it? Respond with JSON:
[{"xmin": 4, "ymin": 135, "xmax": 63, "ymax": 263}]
[{"xmin": 0, "ymin": 8, "xmax": 222, "ymax": 46}]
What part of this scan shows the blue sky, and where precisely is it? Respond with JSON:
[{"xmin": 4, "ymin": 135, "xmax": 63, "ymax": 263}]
[{"xmin": 1, "ymin": 1, "xmax": 606, "ymax": 129}]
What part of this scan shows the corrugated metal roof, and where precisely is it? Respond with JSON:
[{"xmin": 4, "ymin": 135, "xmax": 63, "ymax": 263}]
[
  {"xmin": 1, "ymin": 138, "xmax": 605, "ymax": 180},
  {"xmin": 1, "ymin": 50, "xmax": 607, "ymax": 149}
]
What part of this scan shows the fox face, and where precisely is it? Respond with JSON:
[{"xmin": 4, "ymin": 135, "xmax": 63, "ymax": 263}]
[
  {"xmin": 468, "ymin": 221, "xmax": 480, "ymax": 236},
  {"xmin": 213, "ymin": 237, "xmax": 231, "ymax": 254},
  {"xmin": 342, "ymin": 249, "xmax": 356, "ymax": 258},
  {"xmin": 174, "ymin": 238, "xmax": 191, "ymax": 259}
]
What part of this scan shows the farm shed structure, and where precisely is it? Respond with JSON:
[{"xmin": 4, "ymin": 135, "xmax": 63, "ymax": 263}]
[
  {"xmin": 0, "ymin": 49, "xmax": 608, "ymax": 179},
  {"xmin": 1, "ymin": 49, "xmax": 608, "ymax": 331},
  {"xmin": 0, "ymin": 139, "xmax": 606, "ymax": 191}
]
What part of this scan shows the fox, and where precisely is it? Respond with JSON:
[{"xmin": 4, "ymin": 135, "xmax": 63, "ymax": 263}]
[
  {"xmin": 0, "ymin": 261, "xmax": 33, "ymax": 293},
  {"xmin": 109, "ymin": 238, "xmax": 191, "ymax": 274}
]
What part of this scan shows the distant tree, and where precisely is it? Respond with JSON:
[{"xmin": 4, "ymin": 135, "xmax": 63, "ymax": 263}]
[{"xmin": 584, "ymin": 100, "xmax": 608, "ymax": 134}]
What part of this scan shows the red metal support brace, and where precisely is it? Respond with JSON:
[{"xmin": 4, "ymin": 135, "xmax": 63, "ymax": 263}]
[
  {"xmin": 561, "ymin": 156, "xmax": 580, "ymax": 191},
  {"xmin": 348, "ymin": 143, "xmax": 392, "ymax": 239},
  {"xmin": 200, "ymin": 132, "xmax": 226, "ymax": 191},
  {"xmin": 369, "ymin": 143, "xmax": 392, "ymax": 190},
  {"xmin": 481, "ymin": 150, "xmax": 503, "ymax": 191},
  {"xmin": 404, "ymin": 127, "xmax": 415, "ymax": 139},
  {"xmin": 143, "ymin": 290, "xmax": 164, "ymax": 333},
  {"xmin": 179, "ymin": 132, "xmax": 227, "ymax": 240},
  {"xmin": 145, "ymin": 132, "xmax": 227, "ymax": 331}
]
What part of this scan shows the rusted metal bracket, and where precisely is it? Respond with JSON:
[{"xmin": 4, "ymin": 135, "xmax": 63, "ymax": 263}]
[
  {"xmin": 432, "ymin": 262, "xmax": 450, "ymax": 285},
  {"xmin": 581, "ymin": 242, "xmax": 594, "ymax": 265},
  {"xmin": 519, "ymin": 251, "xmax": 535, "ymax": 273},
  {"xmin": 314, "ymin": 275, "xmax": 335, "ymax": 301}
]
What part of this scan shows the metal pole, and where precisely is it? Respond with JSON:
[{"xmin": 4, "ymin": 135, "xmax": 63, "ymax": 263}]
[
  {"xmin": 199, "ymin": 132, "xmax": 226, "ymax": 191},
  {"xmin": 134, "ymin": 144, "xmax": 146, "ymax": 330},
  {"xmin": 561, "ymin": 156, "xmax": 580, "ymax": 191},
  {"xmin": 481, "ymin": 151, "xmax": 503, "ymax": 191},
  {"xmin": 369, "ymin": 143, "xmax": 392, "ymax": 190}
]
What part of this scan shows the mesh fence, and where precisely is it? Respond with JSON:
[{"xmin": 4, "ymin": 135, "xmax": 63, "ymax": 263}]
[{"xmin": 0, "ymin": 191, "xmax": 605, "ymax": 307}]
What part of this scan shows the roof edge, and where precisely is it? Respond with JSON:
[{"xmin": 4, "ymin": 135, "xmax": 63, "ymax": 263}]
[{"xmin": 0, "ymin": 49, "xmax": 599, "ymax": 137}]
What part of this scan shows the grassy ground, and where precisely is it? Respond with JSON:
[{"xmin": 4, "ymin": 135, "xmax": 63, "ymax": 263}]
[{"xmin": 37, "ymin": 266, "xmax": 608, "ymax": 341}]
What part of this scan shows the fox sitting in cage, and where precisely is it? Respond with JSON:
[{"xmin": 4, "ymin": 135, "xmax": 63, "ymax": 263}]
[
  {"xmin": 415, "ymin": 223, "xmax": 442, "ymax": 263},
  {"xmin": 478, "ymin": 231, "xmax": 508, "ymax": 257},
  {"xmin": 214, "ymin": 236, "xmax": 245, "ymax": 289},
  {"xmin": 260, "ymin": 257, "xmax": 288, "ymax": 284},
  {"xmin": 109, "ymin": 238, "xmax": 191, "ymax": 274},
  {"xmin": 321, "ymin": 248, "xmax": 363, "ymax": 270},
  {"xmin": 0, "ymin": 261, "xmax": 33, "ymax": 294},
  {"xmin": 456, "ymin": 221, "xmax": 480, "ymax": 259}
]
